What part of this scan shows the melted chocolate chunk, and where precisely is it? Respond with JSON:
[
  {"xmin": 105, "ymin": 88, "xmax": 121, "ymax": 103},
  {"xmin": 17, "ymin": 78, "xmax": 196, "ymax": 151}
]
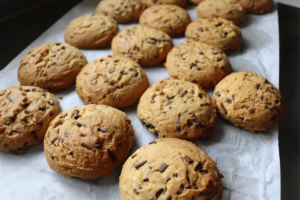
[
  {"xmin": 51, "ymin": 136, "xmax": 58, "ymax": 144},
  {"xmin": 132, "ymin": 154, "xmax": 137, "ymax": 159},
  {"xmin": 81, "ymin": 142, "xmax": 93, "ymax": 150},
  {"xmin": 135, "ymin": 160, "xmax": 147, "ymax": 169},
  {"xmin": 215, "ymin": 92, "xmax": 221, "ymax": 97},
  {"xmin": 225, "ymin": 98, "xmax": 232, "ymax": 104},
  {"xmin": 39, "ymin": 106, "xmax": 45, "ymax": 111},
  {"xmin": 158, "ymin": 163, "xmax": 168, "ymax": 173},
  {"xmin": 149, "ymin": 141, "xmax": 156, "ymax": 145},
  {"xmin": 144, "ymin": 178, "xmax": 149, "ymax": 182},
  {"xmin": 156, "ymin": 188, "xmax": 164, "ymax": 198},
  {"xmin": 183, "ymin": 155, "xmax": 193, "ymax": 164},
  {"xmin": 181, "ymin": 90, "xmax": 187, "ymax": 97},
  {"xmin": 73, "ymin": 110, "xmax": 79, "ymax": 119}
]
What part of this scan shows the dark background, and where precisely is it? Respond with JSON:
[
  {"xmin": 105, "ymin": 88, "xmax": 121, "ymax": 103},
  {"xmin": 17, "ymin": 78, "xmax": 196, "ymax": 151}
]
[{"xmin": 0, "ymin": 0, "xmax": 299, "ymax": 199}]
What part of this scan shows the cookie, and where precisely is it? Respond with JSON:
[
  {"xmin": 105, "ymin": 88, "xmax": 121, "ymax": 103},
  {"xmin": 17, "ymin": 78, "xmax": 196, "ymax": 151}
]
[
  {"xmin": 139, "ymin": 5, "xmax": 191, "ymax": 37},
  {"xmin": 18, "ymin": 42, "xmax": 88, "ymax": 93},
  {"xmin": 137, "ymin": 79, "xmax": 217, "ymax": 141},
  {"xmin": 0, "ymin": 86, "xmax": 61, "ymax": 152},
  {"xmin": 141, "ymin": 0, "xmax": 187, "ymax": 7},
  {"xmin": 185, "ymin": 17, "xmax": 243, "ymax": 54},
  {"xmin": 188, "ymin": 0, "xmax": 205, "ymax": 5},
  {"xmin": 120, "ymin": 138, "xmax": 224, "ymax": 200},
  {"xmin": 64, "ymin": 13, "xmax": 119, "ymax": 49},
  {"xmin": 112, "ymin": 26, "xmax": 173, "ymax": 67},
  {"xmin": 44, "ymin": 104, "xmax": 134, "ymax": 179},
  {"xmin": 96, "ymin": 0, "xmax": 146, "ymax": 23},
  {"xmin": 76, "ymin": 55, "xmax": 149, "ymax": 109},
  {"xmin": 196, "ymin": 0, "xmax": 246, "ymax": 25},
  {"xmin": 239, "ymin": 0, "xmax": 273, "ymax": 14},
  {"xmin": 165, "ymin": 43, "xmax": 232, "ymax": 89},
  {"xmin": 213, "ymin": 71, "xmax": 287, "ymax": 132}
]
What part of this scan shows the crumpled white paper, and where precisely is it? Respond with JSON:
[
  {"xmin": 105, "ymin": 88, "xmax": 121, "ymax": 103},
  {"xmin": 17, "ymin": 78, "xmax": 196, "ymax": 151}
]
[{"xmin": 0, "ymin": 0, "xmax": 280, "ymax": 199}]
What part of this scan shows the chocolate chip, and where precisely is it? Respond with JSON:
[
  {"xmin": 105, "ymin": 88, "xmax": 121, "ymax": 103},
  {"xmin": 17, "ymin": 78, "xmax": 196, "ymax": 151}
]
[
  {"xmin": 247, "ymin": 107, "xmax": 254, "ymax": 113},
  {"xmin": 7, "ymin": 95, "xmax": 13, "ymax": 102},
  {"xmin": 135, "ymin": 160, "xmax": 147, "ymax": 169},
  {"xmin": 257, "ymin": 83, "xmax": 263, "ymax": 90},
  {"xmin": 51, "ymin": 136, "xmax": 58, "ymax": 144},
  {"xmin": 215, "ymin": 92, "xmax": 220, "ymax": 97},
  {"xmin": 156, "ymin": 188, "xmax": 164, "ymax": 198},
  {"xmin": 76, "ymin": 122, "xmax": 82, "ymax": 127},
  {"xmin": 21, "ymin": 101, "xmax": 30, "ymax": 107},
  {"xmin": 181, "ymin": 90, "xmax": 187, "ymax": 97},
  {"xmin": 258, "ymin": 95, "xmax": 263, "ymax": 100},
  {"xmin": 151, "ymin": 99, "xmax": 155, "ymax": 104},
  {"xmin": 225, "ymin": 98, "xmax": 232, "ymax": 104},
  {"xmin": 149, "ymin": 141, "xmax": 156, "ymax": 145},
  {"xmin": 220, "ymin": 103, "xmax": 227, "ymax": 115},
  {"xmin": 190, "ymin": 62, "xmax": 197, "ymax": 69},
  {"xmin": 199, "ymin": 51, "xmax": 204, "ymax": 55},
  {"xmin": 31, "ymin": 131, "xmax": 38, "ymax": 140},
  {"xmin": 98, "ymin": 126, "xmax": 107, "ymax": 133},
  {"xmin": 200, "ymin": 103, "xmax": 209, "ymax": 107},
  {"xmin": 6, "ymin": 117, "xmax": 15, "ymax": 125},
  {"xmin": 180, "ymin": 51, "xmax": 188, "ymax": 57},
  {"xmin": 134, "ymin": 188, "xmax": 139, "ymax": 194},
  {"xmin": 39, "ymin": 106, "xmax": 45, "ymax": 111},
  {"xmin": 73, "ymin": 110, "xmax": 79, "ymax": 119},
  {"xmin": 195, "ymin": 162, "xmax": 207, "ymax": 173},
  {"xmin": 48, "ymin": 100, "xmax": 54, "ymax": 105},
  {"xmin": 132, "ymin": 154, "xmax": 137, "ymax": 159},
  {"xmin": 173, "ymin": 173, "xmax": 178, "ymax": 177},
  {"xmin": 166, "ymin": 177, "xmax": 171, "ymax": 182},
  {"xmin": 267, "ymin": 86, "xmax": 275, "ymax": 94},
  {"xmin": 183, "ymin": 155, "xmax": 193, "ymax": 164},
  {"xmin": 176, "ymin": 116, "xmax": 181, "ymax": 132},
  {"xmin": 61, "ymin": 46, "xmax": 65, "ymax": 49},
  {"xmin": 81, "ymin": 142, "xmax": 93, "ymax": 150},
  {"xmin": 158, "ymin": 163, "xmax": 168, "ymax": 173},
  {"xmin": 108, "ymin": 80, "xmax": 116, "ymax": 85},
  {"xmin": 124, "ymin": 116, "xmax": 130, "ymax": 123},
  {"xmin": 24, "ymin": 110, "xmax": 29, "ymax": 114},
  {"xmin": 147, "ymin": 38, "xmax": 157, "ymax": 44},
  {"xmin": 23, "ymin": 89, "xmax": 30, "ymax": 92},
  {"xmin": 50, "ymin": 153, "xmax": 54, "ymax": 160},
  {"xmin": 220, "ymin": 32, "xmax": 228, "ymax": 38},
  {"xmin": 42, "ymin": 71, "xmax": 47, "ymax": 76},
  {"xmin": 144, "ymin": 178, "xmax": 149, "ymax": 182}
]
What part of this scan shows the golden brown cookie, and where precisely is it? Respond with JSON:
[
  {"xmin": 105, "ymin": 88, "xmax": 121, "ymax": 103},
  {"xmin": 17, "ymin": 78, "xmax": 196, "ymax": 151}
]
[
  {"xmin": 141, "ymin": 0, "xmax": 187, "ymax": 7},
  {"xmin": 213, "ymin": 71, "xmax": 287, "ymax": 132},
  {"xmin": 137, "ymin": 79, "xmax": 217, "ymax": 141},
  {"xmin": 120, "ymin": 138, "xmax": 224, "ymax": 200},
  {"xmin": 239, "ymin": 0, "xmax": 273, "ymax": 14},
  {"xmin": 96, "ymin": 0, "xmax": 146, "ymax": 23},
  {"xmin": 76, "ymin": 55, "xmax": 149, "ymax": 109},
  {"xmin": 18, "ymin": 42, "xmax": 88, "ymax": 93},
  {"xmin": 44, "ymin": 104, "xmax": 134, "ymax": 179},
  {"xmin": 188, "ymin": 0, "xmax": 205, "ymax": 5},
  {"xmin": 112, "ymin": 26, "xmax": 173, "ymax": 67},
  {"xmin": 196, "ymin": 0, "xmax": 247, "ymax": 25},
  {"xmin": 185, "ymin": 17, "xmax": 243, "ymax": 54},
  {"xmin": 64, "ymin": 13, "xmax": 119, "ymax": 49},
  {"xmin": 0, "ymin": 86, "xmax": 61, "ymax": 152},
  {"xmin": 165, "ymin": 43, "xmax": 232, "ymax": 89},
  {"xmin": 139, "ymin": 5, "xmax": 191, "ymax": 37}
]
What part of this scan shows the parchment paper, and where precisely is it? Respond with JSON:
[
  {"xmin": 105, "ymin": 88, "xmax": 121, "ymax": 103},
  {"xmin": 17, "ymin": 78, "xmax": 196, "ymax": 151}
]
[{"xmin": 0, "ymin": 0, "xmax": 280, "ymax": 199}]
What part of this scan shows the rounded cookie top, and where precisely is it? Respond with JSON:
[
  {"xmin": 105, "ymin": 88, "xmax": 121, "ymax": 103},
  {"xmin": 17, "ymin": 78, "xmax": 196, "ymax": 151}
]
[
  {"xmin": 96, "ymin": 0, "xmax": 146, "ymax": 23},
  {"xmin": 64, "ymin": 13, "xmax": 119, "ymax": 49},
  {"xmin": 120, "ymin": 138, "xmax": 224, "ymax": 200},
  {"xmin": 239, "ymin": 0, "xmax": 273, "ymax": 14},
  {"xmin": 44, "ymin": 104, "xmax": 134, "ymax": 179},
  {"xmin": 196, "ymin": 0, "xmax": 246, "ymax": 25},
  {"xmin": 0, "ymin": 86, "xmax": 61, "ymax": 152},
  {"xmin": 141, "ymin": 0, "xmax": 187, "ymax": 7},
  {"xmin": 112, "ymin": 26, "xmax": 173, "ymax": 67},
  {"xmin": 185, "ymin": 17, "xmax": 243, "ymax": 54},
  {"xmin": 139, "ymin": 5, "xmax": 191, "ymax": 37},
  {"xmin": 213, "ymin": 71, "xmax": 287, "ymax": 132},
  {"xmin": 165, "ymin": 42, "xmax": 232, "ymax": 89},
  {"xmin": 18, "ymin": 42, "xmax": 88, "ymax": 93},
  {"xmin": 76, "ymin": 55, "xmax": 149, "ymax": 109},
  {"xmin": 137, "ymin": 79, "xmax": 217, "ymax": 141},
  {"xmin": 188, "ymin": 0, "xmax": 205, "ymax": 5}
]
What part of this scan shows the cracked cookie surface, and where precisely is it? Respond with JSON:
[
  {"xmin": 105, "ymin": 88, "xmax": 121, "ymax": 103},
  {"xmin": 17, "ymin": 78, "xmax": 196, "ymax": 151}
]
[
  {"xmin": 96, "ymin": 0, "xmax": 146, "ymax": 23},
  {"xmin": 185, "ymin": 17, "xmax": 243, "ymax": 54},
  {"xmin": 139, "ymin": 5, "xmax": 191, "ymax": 37},
  {"xmin": 112, "ymin": 26, "xmax": 173, "ymax": 67},
  {"xmin": 64, "ymin": 13, "xmax": 119, "ymax": 49},
  {"xmin": 196, "ymin": 0, "xmax": 246, "ymax": 25},
  {"xmin": 141, "ymin": 0, "xmax": 187, "ymax": 7},
  {"xmin": 18, "ymin": 42, "xmax": 88, "ymax": 93},
  {"xmin": 120, "ymin": 138, "xmax": 224, "ymax": 200},
  {"xmin": 165, "ymin": 42, "xmax": 232, "ymax": 89},
  {"xmin": 44, "ymin": 104, "xmax": 134, "ymax": 179},
  {"xmin": 213, "ymin": 71, "xmax": 287, "ymax": 132},
  {"xmin": 137, "ymin": 79, "xmax": 217, "ymax": 141},
  {"xmin": 0, "ymin": 86, "xmax": 61, "ymax": 152},
  {"xmin": 76, "ymin": 55, "xmax": 149, "ymax": 109},
  {"xmin": 238, "ymin": 0, "xmax": 273, "ymax": 14}
]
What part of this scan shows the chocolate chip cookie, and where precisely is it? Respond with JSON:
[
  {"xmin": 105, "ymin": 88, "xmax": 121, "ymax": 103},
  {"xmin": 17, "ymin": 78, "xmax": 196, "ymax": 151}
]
[
  {"xmin": 213, "ymin": 71, "xmax": 287, "ymax": 132},
  {"xmin": 76, "ymin": 55, "xmax": 149, "ymax": 109},
  {"xmin": 165, "ymin": 42, "xmax": 232, "ymax": 89},
  {"xmin": 139, "ymin": 5, "xmax": 191, "ymax": 37},
  {"xmin": 141, "ymin": 0, "xmax": 187, "ymax": 7},
  {"xmin": 64, "ymin": 13, "xmax": 119, "ymax": 49},
  {"xmin": 44, "ymin": 104, "xmax": 134, "ymax": 179},
  {"xmin": 112, "ymin": 26, "xmax": 173, "ymax": 67},
  {"xmin": 239, "ymin": 0, "xmax": 274, "ymax": 14},
  {"xmin": 137, "ymin": 79, "xmax": 217, "ymax": 141},
  {"xmin": 96, "ymin": 0, "xmax": 146, "ymax": 23},
  {"xmin": 0, "ymin": 86, "xmax": 61, "ymax": 152},
  {"xmin": 120, "ymin": 138, "xmax": 224, "ymax": 200},
  {"xmin": 185, "ymin": 17, "xmax": 243, "ymax": 54},
  {"xmin": 196, "ymin": 0, "xmax": 247, "ymax": 25},
  {"xmin": 18, "ymin": 42, "xmax": 88, "ymax": 93}
]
